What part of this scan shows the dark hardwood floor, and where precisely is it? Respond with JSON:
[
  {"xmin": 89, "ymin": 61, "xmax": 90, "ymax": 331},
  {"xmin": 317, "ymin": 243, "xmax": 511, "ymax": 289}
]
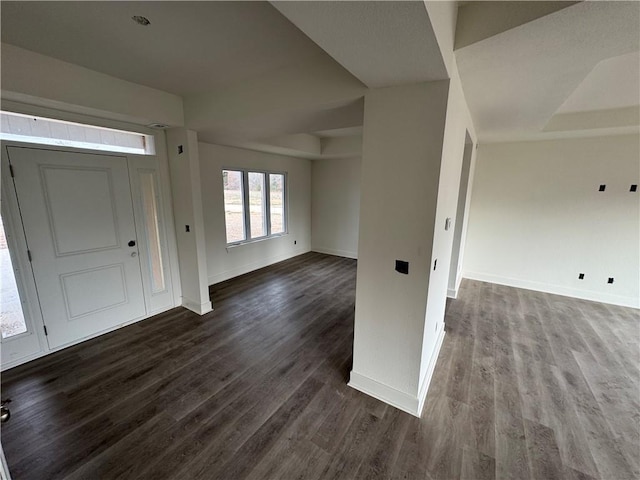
[{"xmin": 1, "ymin": 252, "xmax": 638, "ymax": 479}]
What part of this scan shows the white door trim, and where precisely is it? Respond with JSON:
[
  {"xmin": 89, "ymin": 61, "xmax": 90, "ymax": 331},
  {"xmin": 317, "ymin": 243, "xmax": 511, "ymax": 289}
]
[{"xmin": 0, "ymin": 147, "xmax": 48, "ymax": 367}]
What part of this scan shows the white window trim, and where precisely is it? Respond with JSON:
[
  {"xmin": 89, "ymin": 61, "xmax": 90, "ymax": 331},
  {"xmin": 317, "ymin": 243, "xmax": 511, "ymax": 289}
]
[{"xmin": 223, "ymin": 168, "xmax": 288, "ymax": 247}]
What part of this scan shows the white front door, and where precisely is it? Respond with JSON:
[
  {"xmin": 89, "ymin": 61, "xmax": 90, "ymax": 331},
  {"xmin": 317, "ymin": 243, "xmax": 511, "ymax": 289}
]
[{"xmin": 7, "ymin": 146, "xmax": 146, "ymax": 349}]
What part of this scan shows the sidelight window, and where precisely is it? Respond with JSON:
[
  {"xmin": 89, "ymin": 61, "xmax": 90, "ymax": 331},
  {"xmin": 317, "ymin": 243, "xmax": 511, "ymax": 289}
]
[{"xmin": 0, "ymin": 215, "xmax": 28, "ymax": 338}]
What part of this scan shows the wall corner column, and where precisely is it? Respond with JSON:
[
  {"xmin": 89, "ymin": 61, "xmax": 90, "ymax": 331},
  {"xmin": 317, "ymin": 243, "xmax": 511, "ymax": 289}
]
[
  {"xmin": 349, "ymin": 81, "xmax": 451, "ymax": 416},
  {"xmin": 166, "ymin": 128, "xmax": 212, "ymax": 315}
]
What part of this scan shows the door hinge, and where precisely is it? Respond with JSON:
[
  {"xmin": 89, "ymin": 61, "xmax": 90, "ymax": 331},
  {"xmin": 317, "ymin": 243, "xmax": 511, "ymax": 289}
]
[
  {"xmin": 27, "ymin": 250, "xmax": 32, "ymax": 262},
  {"xmin": 43, "ymin": 325, "xmax": 48, "ymax": 336},
  {"xmin": 9, "ymin": 164, "xmax": 15, "ymax": 178}
]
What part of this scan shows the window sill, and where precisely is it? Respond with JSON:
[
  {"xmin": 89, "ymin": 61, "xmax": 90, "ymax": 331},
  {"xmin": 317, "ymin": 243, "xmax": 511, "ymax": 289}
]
[{"xmin": 226, "ymin": 233, "xmax": 288, "ymax": 250}]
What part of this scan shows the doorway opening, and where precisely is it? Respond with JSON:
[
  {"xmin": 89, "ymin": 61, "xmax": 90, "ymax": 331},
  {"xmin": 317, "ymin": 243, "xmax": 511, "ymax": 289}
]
[{"xmin": 448, "ymin": 131, "xmax": 474, "ymax": 299}]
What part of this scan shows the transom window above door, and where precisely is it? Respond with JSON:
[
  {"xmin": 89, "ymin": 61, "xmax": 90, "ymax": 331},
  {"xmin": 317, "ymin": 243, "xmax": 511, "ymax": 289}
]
[
  {"xmin": 0, "ymin": 111, "xmax": 155, "ymax": 155},
  {"xmin": 222, "ymin": 169, "xmax": 287, "ymax": 245}
]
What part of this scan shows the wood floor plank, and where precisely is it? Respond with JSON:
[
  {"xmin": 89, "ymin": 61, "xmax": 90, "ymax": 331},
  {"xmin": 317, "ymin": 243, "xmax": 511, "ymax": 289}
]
[
  {"xmin": 523, "ymin": 418, "xmax": 564, "ymax": 480},
  {"xmin": 243, "ymin": 382, "xmax": 344, "ymax": 480},
  {"xmin": 390, "ymin": 415, "xmax": 432, "ymax": 480},
  {"xmin": 2, "ymin": 254, "xmax": 637, "ymax": 480},
  {"xmin": 494, "ymin": 383, "xmax": 531, "ymax": 480},
  {"xmin": 319, "ymin": 408, "xmax": 384, "ymax": 479},
  {"xmin": 460, "ymin": 446, "xmax": 496, "ymax": 480},
  {"xmin": 355, "ymin": 408, "xmax": 412, "ymax": 480},
  {"xmin": 421, "ymin": 394, "xmax": 475, "ymax": 480},
  {"xmin": 211, "ymin": 376, "xmax": 325, "ymax": 480}
]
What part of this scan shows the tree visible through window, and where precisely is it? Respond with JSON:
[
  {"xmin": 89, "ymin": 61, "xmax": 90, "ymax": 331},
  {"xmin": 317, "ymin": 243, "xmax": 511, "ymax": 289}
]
[{"xmin": 222, "ymin": 169, "xmax": 286, "ymax": 244}]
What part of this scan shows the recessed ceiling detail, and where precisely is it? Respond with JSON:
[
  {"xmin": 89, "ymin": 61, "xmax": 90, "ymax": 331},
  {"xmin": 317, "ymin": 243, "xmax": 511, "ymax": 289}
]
[
  {"xmin": 272, "ymin": 1, "xmax": 448, "ymax": 87},
  {"xmin": 456, "ymin": 1, "xmax": 640, "ymax": 142},
  {"xmin": 556, "ymin": 53, "xmax": 640, "ymax": 115}
]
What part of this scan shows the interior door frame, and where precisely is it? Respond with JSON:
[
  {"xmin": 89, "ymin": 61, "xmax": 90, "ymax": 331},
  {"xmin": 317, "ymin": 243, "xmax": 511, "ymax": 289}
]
[{"xmin": 0, "ymin": 107, "xmax": 182, "ymax": 371}]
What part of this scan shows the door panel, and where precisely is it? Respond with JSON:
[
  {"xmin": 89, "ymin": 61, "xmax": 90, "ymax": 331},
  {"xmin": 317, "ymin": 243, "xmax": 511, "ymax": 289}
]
[
  {"xmin": 7, "ymin": 146, "xmax": 146, "ymax": 349},
  {"xmin": 61, "ymin": 264, "xmax": 128, "ymax": 318},
  {"xmin": 41, "ymin": 166, "xmax": 120, "ymax": 254}
]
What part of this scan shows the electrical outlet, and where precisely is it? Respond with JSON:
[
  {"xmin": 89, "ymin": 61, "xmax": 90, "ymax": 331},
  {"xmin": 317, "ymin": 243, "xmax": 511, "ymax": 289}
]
[
  {"xmin": 607, "ymin": 277, "xmax": 614, "ymax": 284},
  {"xmin": 294, "ymin": 240, "xmax": 297, "ymax": 245},
  {"xmin": 599, "ymin": 184, "xmax": 606, "ymax": 192},
  {"xmin": 433, "ymin": 259, "xmax": 437, "ymax": 271},
  {"xmin": 395, "ymin": 260, "xmax": 409, "ymax": 275},
  {"xmin": 185, "ymin": 225, "xmax": 190, "ymax": 232},
  {"xmin": 631, "ymin": 184, "xmax": 638, "ymax": 192},
  {"xmin": 578, "ymin": 273, "xmax": 585, "ymax": 279},
  {"xmin": 178, "ymin": 145, "xmax": 184, "ymax": 154}
]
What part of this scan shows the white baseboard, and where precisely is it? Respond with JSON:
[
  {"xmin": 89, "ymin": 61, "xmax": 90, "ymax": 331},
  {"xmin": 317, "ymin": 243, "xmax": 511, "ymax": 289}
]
[
  {"xmin": 348, "ymin": 371, "xmax": 422, "ymax": 417},
  {"xmin": 447, "ymin": 273, "xmax": 463, "ymax": 299},
  {"xmin": 208, "ymin": 249, "xmax": 310, "ymax": 285},
  {"xmin": 311, "ymin": 247, "xmax": 358, "ymax": 259},
  {"xmin": 417, "ymin": 326, "xmax": 446, "ymax": 416},
  {"xmin": 348, "ymin": 328, "xmax": 446, "ymax": 418},
  {"xmin": 182, "ymin": 298, "xmax": 213, "ymax": 315},
  {"xmin": 463, "ymin": 271, "xmax": 639, "ymax": 309}
]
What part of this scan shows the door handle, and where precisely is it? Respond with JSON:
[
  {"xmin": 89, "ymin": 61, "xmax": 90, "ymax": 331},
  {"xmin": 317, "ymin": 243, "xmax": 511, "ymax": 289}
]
[
  {"xmin": 1, "ymin": 399, "xmax": 11, "ymax": 423},
  {"xmin": 131, "ymin": 252, "xmax": 138, "ymax": 258}
]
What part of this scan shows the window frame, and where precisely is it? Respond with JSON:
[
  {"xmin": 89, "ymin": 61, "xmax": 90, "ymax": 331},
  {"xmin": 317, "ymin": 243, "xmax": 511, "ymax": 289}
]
[
  {"xmin": 222, "ymin": 168, "xmax": 288, "ymax": 246},
  {"xmin": 0, "ymin": 110, "xmax": 155, "ymax": 155}
]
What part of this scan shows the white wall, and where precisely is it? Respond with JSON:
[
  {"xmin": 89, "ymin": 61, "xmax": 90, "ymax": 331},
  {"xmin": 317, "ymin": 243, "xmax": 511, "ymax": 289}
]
[
  {"xmin": 464, "ymin": 134, "xmax": 640, "ymax": 308},
  {"xmin": 1, "ymin": 43, "xmax": 184, "ymax": 127},
  {"xmin": 199, "ymin": 143, "xmax": 311, "ymax": 285},
  {"xmin": 418, "ymin": 72, "xmax": 477, "ymax": 398},
  {"xmin": 350, "ymin": 81, "xmax": 451, "ymax": 415},
  {"xmin": 311, "ymin": 157, "xmax": 361, "ymax": 258}
]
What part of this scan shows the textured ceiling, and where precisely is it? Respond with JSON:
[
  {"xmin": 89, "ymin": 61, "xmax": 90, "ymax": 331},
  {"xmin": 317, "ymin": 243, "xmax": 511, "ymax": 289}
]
[
  {"xmin": 0, "ymin": 1, "xmax": 328, "ymax": 95},
  {"xmin": 3, "ymin": 1, "xmax": 635, "ymax": 153},
  {"xmin": 271, "ymin": 1, "xmax": 448, "ymax": 87},
  {"xmin": 455, "ymin": 1, "xmax": 579, "ymax": 49},
  {"xmin": 557, "ymin": 52, "xmax": 640, "ymax": 114},
  {"xmin": 456, "ymin": 1, "xmax": 640, "ymax": 142}
]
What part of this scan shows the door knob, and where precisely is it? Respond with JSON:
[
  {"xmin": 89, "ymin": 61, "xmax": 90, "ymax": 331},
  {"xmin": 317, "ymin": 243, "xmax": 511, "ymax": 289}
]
[
  {"xmin": 1, "ymin": 399, "xmax": 11, "ymax": 423},
  {"xmin": 128, "ymin": 240, "xmax": 136, "ymax": 247},
  {"xmin": 131, "ymin": 252, "xmax": 138, "ymax": 258}
]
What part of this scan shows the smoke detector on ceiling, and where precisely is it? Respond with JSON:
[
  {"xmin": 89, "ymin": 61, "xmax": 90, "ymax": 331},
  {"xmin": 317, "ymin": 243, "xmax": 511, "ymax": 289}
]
[
  {"xmin": 132, "ymin": 16, "xmax": 151, "ymax": 26},
  {"xmin": 147, "ymin": 123, "xmax": 169, "ymax": 129}
]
